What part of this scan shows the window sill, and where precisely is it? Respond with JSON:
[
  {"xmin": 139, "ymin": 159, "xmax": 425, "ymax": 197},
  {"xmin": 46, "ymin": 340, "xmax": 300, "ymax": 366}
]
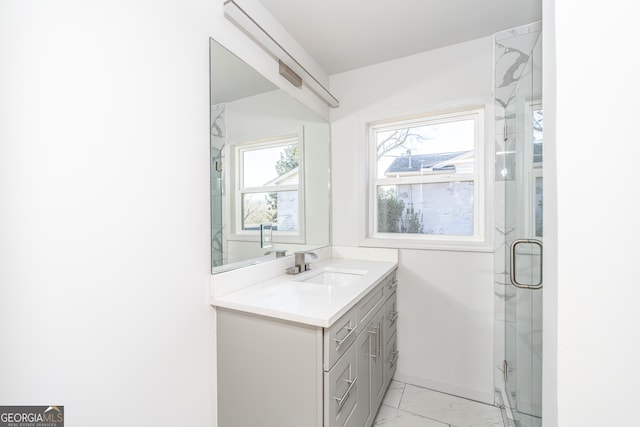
[
  {"xmin": 360, "ymin": 237, "xmax": 494, "ymax": 253},
  {"xmin": 227, "ymin": 233, "xmax": 305, "ymax": 245}
]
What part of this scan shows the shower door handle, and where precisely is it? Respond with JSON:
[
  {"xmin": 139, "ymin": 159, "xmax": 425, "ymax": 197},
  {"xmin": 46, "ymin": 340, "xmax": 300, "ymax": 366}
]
[{"xmin": 509, "ymin": 239, "xmax": 543, "ymax": 289}]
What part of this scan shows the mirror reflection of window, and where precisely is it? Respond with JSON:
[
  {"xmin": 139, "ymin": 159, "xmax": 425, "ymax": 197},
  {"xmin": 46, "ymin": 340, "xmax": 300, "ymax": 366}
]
[{"xmin": 238, "ymin": 136, "xmax": 301, "ymax": 233}]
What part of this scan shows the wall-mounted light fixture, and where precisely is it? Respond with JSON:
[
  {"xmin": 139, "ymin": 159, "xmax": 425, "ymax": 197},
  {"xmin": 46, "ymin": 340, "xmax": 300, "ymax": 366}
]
[{"xmin": 223, "ymin": 0, "xmax": 340, "ymax": 108}]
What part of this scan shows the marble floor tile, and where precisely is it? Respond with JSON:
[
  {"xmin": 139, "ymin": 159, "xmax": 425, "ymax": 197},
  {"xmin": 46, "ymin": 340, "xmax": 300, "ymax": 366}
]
[
  {"xmin": 373, "ymin": 405, "xmax": 449, "ymax": 427},
  {"xmin": 399, "ymin": 385, "xmax": 504, "ymax": 427},
  {"xmin": 382, "ymin": 380, "xmax": 406, "ymax": 409}
]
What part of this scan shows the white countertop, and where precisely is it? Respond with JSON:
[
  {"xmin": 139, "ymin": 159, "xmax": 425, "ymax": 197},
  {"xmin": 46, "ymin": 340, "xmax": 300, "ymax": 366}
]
[{"xmin": 210, "ymin": 258, "xmax": 397, "ymax": 328}]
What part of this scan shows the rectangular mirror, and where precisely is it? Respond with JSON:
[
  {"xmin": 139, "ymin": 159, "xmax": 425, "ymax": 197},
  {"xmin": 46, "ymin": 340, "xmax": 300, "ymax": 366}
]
[{"xmin": 210, "ymin": 39, "xmax": 330, "ymax": 273}]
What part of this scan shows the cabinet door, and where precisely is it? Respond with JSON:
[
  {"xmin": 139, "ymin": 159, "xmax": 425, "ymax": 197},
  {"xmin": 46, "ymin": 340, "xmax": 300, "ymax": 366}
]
[
  {"xmin": 345, "ymin": 322, "xmax": 373, "ymax": 427},
  {"xmin": 352, "ymin": 305, "xmax": 386, "ymax": 426},
  {"xmin": 325, "ymin": 342, "xmax": 358, "ymax": 427}
]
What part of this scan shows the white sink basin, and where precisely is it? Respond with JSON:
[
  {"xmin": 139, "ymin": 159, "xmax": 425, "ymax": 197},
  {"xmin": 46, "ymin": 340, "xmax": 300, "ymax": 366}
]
[{"xmin": 298, "ymin": 268, "xmax": 367, "ymax": 286}]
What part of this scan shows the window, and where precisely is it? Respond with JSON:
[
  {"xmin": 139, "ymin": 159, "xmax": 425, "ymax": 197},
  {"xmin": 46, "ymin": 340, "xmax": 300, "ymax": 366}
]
[
  {"xmin": 235, "ymin": 135, "xmax": 302, "ymax": 236},
  {"xmin": 368, "ymin": 108, "xmax": 486, "ymax": 245}
]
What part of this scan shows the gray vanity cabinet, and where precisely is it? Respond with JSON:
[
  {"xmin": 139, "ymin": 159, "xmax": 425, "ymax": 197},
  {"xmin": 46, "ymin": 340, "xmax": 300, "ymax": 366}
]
[{"xmin": 216, "ymin": 269, "xmax": 398, "ymax": 427}]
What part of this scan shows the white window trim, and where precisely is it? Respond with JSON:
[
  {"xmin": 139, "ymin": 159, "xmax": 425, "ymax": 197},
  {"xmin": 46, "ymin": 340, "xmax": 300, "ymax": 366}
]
[
  {"xmin": 229, "ymin": 129, "xmax": 305, "ymax": 244},
  {"xmin": 362, "ymin": 102, "xmax": 494, "ymax": 252}
]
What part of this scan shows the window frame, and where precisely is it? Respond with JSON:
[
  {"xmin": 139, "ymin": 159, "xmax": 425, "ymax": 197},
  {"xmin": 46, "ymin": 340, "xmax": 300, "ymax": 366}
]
[
  {"xmin": 365, "ymin": 106, "xmax": 491, "ymax": 250},
  {"xmin": 230, "ymin": 130, "xmax": 305, "ymax": 244}
]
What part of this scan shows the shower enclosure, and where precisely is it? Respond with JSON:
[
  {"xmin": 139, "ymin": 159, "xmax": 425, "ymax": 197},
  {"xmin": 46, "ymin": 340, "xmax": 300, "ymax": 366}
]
[{"xmin": 495, "ymin": 23, "xmax": 543, "ymax": 427}]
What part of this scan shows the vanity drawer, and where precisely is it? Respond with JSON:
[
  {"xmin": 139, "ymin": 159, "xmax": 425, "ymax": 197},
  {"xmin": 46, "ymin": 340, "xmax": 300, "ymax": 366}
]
[
  {"xmin": 383, "ymin": 291, "xmax": 398, "ymax": 345},
  {"xmin": 324, "ymin": 307, "xmax": 358, "ymax": 371},
  {"xmin": 356, "ymin": 282, "xmax": 384, "ymax": 329},
  {"xmin": 324, "ymin": 342, "xmax": 358, "ymax": 427}
]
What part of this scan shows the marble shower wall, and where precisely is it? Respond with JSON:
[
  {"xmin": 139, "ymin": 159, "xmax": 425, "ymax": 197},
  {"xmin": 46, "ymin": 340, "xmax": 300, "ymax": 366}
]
[
  {"xmin": 493, "ymin": 21, "xmax": 542, "ymax": 407},
  {"xmin": 495, "ymin": 21, "xmax": 543, "ymax": 182}
]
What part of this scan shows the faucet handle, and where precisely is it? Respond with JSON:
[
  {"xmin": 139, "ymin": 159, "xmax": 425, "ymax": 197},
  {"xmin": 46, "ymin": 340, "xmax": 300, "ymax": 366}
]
[
  {"xmin": 286, "ymin": 265, "xmax": 300, "ymax": 275},
  {"xmin": 305, "ymin": 252, "xmax": 317, "ymax": 270},
  {"xmin": 292, "ymin": 250, "xmax": 318, "ymax": 273}
]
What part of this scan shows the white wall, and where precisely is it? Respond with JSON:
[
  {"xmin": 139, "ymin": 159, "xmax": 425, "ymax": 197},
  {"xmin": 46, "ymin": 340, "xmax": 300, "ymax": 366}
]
[
  {"xmin": 546, "ymin": 0, "xmax": 640, "ymax": 426},
  {"xmin": 0, "ymin": 1, "xmax": 330, "ymax": 426},
  {"xmin": 0, "ymin": 1, "xmax": 214, "ymax": 425},
  {"xmin": 541, "ymin": 2, "xmax": 558, "ymax": 426},
  {"xmin": 329, "ymin": 37, "xmax": 496, "ymax": 402}
]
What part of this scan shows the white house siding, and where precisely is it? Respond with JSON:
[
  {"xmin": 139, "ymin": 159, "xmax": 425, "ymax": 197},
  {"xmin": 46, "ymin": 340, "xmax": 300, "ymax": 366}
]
[
  {"xmin": 276, "ymin": 190, "xmax": 299, "ymax": 231},
  {"xmin": 395, "ymin": 182, "xmax": 475, "ymax": 236}
]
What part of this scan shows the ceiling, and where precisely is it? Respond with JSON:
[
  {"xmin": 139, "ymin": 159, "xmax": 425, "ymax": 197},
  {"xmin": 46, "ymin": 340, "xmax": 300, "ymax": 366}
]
[{"xmin": 258, "ymin": 0, "xmax": 542, "ymax": 75}]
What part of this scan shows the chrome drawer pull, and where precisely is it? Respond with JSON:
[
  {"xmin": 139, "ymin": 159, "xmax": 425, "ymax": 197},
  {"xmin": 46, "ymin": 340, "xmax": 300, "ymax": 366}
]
[
  {"xmin": 334, "ymin": 377, "xmax": 357, "ymax": 408},
  {"xmin": 368, "ymin": 326, "xmax": 381, "ymax": 359},
  {"xmin": 388, "ymin": 311, "xmax": 398, "ymax": 324},
  {"xmin": 389, "ymin": 350, "xmax": 399, "ymax": 366},
  {"xmin": 335, "ymin": 325, "xmax": 357, "ymax": 347},
  {"xmin": 388, "ymin": 280, "xmax": 398, "ymax": 290},
  {"xmin": 368, "ymin": 328, "xmax": 378, "ymax": 360}
]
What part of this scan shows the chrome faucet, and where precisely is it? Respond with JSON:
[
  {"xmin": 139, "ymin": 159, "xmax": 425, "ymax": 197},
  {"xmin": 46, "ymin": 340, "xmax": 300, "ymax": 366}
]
[{"xmin": 286, "ymin": 251, "xmax": 318, "ymax": 274}]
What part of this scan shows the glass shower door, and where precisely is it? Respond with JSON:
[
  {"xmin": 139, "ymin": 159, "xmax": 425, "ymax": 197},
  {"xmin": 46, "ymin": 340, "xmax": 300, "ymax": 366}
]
[{"xmin": 504, "ymin": 32, "xmax": 543, "ymax": 427}]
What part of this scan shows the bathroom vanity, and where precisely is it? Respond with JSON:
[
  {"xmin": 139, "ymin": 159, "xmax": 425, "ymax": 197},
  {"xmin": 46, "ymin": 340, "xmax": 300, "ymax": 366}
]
[{"xmin": 211, "ymin": 253, "xmax": 398, "ymax": 427}]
